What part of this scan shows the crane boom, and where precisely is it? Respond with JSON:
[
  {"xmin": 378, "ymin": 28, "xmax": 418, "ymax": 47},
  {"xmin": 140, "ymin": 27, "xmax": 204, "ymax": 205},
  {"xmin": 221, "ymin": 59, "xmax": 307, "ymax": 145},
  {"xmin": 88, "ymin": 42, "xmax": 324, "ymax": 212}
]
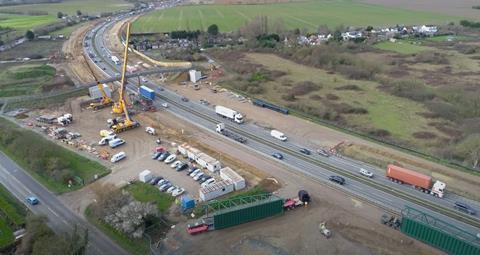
[
  {"xmin": 110, "ymin": 22, "xmax": 140, "ymax": 133},
  {"xmin": 112, "ymin": 22, "xmax": 131, "ymax": 114},
  {"xmin": 84, "ymin": 55, "xmax": 113, "ymax": 110}
]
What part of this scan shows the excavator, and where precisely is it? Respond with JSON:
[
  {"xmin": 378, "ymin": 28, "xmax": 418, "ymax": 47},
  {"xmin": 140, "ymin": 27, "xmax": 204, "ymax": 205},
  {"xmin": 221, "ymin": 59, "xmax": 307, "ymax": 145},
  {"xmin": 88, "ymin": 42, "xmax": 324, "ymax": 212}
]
[
  {"xmin": 84, "ymin": 55, "xmax": 114, "ymax": 110},
  {"xmin": 110, "ymin": 22, "xmax": 140, "ymax": 133}
]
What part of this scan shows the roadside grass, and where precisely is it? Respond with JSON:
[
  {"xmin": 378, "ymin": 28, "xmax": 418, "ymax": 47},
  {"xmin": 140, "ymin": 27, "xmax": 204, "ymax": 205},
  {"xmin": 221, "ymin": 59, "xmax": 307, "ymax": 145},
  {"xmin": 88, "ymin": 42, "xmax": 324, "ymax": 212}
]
[
  {"xmin": 242, "ymin": 53, "xmax": 438, "ymax": 146},
  {"xmin": 373, "ymin": 40, "xmax": 429, "ymax": 54},
  {"xmin": 84, "ymin": 206, "xmax": 149, "ymax": 255},
  {"xmin": 0, "ymin": 184, "xmax": 26, "ymax": 250},
  {"xmin": 0, "ymin": 64, "xmax": 56, "ymax": 97},
  {"xmin": 0, "ymin": 219, "xmax": 14, "ymax": 250},
  {"xmin": 0, "ymin": 184, "xmax": 26, "ymax": 226},
  {"xmin": 0, "ymin": 0, "xmax": 132, "ymax": 16},
  {"xmin": 125, "ymin": 182, "xmax": 175, "ymax": 213},
  {"xmin": 49, "ymin": 22, "xmax": 84, "ymax": 36},
  {"xmin": 0, "ymin": 117, "xmax": 109, "ymax": 194},
  {"xmin": 133, "ymin": 1, "xmax": 458, "ymax": 33}
]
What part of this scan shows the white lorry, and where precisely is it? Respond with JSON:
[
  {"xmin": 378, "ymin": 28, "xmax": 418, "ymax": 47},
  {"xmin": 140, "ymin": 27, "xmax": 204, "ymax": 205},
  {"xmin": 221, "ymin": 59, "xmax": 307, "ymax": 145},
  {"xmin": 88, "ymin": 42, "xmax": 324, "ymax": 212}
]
[
  {"xmin": 215, "ymin": 105, "xmax": 244, "ymax": 124},
  {"xmin": 271, "ymin": 130, "xmax": 287, "ymax": 141}
]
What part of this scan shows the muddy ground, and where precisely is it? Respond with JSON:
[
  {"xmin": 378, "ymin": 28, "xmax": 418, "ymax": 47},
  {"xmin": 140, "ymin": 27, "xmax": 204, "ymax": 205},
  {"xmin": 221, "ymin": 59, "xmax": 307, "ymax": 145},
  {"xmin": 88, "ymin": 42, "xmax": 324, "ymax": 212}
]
[{"xmin": 28, "ymin": 95, "xmax": 439, "ymax": 255}]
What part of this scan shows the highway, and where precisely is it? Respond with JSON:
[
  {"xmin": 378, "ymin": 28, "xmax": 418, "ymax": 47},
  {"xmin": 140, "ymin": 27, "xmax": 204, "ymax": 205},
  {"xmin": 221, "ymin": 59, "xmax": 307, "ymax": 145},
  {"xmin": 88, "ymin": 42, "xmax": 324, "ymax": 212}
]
[
  {"xmin": 85, "ymin": 4, "xmax": 480, "ymax": 242},
  {"xmin": 0, "ymin": 152, "xmax": 129, "ymax": 255}
]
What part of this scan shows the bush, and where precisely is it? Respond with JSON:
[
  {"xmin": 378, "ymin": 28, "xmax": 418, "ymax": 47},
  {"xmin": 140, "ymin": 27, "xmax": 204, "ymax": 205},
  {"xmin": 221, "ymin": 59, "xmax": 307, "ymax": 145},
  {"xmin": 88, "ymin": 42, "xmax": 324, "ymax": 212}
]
[
  {"xmin": 291, "ymin": 81, "xmax": 320, "ymax": 96},
  {"xmin": 326, "ymin": 93, "xmax": 339, "ymax": 100},
  {"xmin": 368, "ymin": 129, "xmax": 391, "ymax": 137},
  {"xmin": 413, "ymin": 131, "xmax": 437, "ymax": 139},
  {"xmin": 385, "ymin": 79, "xmax": 435, "ymax": 102},
  {"xmin": 414, "ymin": 51, "xmax": 449, "ymax": 64},
  {"xmin": 282, "ymin": 93, "xmax": 296, "ymax": 101},
  {"xmin": 309, "ymin": 94, "xmax": 322, "ymax": 101},
  {"xmin": 335, "ymin": 84, "xmax": 362, "ymax": 91}
]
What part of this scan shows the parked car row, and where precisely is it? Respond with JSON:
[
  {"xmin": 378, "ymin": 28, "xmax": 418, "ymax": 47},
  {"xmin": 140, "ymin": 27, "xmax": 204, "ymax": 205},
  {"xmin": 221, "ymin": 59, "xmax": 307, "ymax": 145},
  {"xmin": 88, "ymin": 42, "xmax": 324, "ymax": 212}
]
[
  {"xmin": 152, "ymin": 149, "xmax": 217, "ymax": 189},
  {"xmin": 149, "ymin": 176, "xmax": 185, "ymax": 197}
]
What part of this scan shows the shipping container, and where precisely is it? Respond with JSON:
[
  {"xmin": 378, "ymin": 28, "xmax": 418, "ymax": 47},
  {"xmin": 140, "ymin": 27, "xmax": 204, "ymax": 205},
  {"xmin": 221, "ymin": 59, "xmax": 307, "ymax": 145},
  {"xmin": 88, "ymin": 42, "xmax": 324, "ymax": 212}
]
[
  {"xmin": 89, "ymin": 84, "xmax": 112, "ymax": 100},
  {"xmin": 181, "ymin": 195, "xmax": 195, "ymax": 211},
  {"xmin": 139, "ymin": 85, "xmax": 155, "ymax": 101},
  {"xmin": 220, "ymin": 167, "xmax": 246, "ymax": 191},
  {"xmin": 206, "ymin": 159, "xmax": 221, "ymax": 173},
  {"xmin": 387, "ymin": 165, "xmax": 432, "ymax": 190},
  {"xmin": 401, "ymin": 207, "xmax": 480, "ymax": 255},
  {"xmin": 139, "ymin": 170, "xmax": 153, "ymax": 183},
  {"xmin": 199, "ymin": 180, "xmax": 234, "ymax": 201},
  {"xmin": 189, "ymin": 69, "xmax": 201, "ymax": 83},
  {"xmin": 213, "ymin": 196, "xmax": 284, "ymax": 230},
  {"xmin": 196, "ymin": 153, "xmax": 218, "ymax": 169}
]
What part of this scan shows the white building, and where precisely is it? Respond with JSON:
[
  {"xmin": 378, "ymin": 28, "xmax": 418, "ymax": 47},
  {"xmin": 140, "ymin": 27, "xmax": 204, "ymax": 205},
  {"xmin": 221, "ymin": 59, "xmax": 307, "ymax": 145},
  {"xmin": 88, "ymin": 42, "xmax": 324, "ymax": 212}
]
[
  {"xmin": 220, "ymin": 167, "xmax": 245, "ymax": 191},
  {"xmin": 189, "ymin": 70, "xmax": 201, "ymax": 83}
]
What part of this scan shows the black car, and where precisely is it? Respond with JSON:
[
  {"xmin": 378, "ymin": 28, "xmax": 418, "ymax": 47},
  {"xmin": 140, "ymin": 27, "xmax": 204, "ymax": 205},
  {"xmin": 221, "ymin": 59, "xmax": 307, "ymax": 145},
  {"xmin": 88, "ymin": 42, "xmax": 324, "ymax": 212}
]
[
  {"xmin": 176, "ymin": 163, "xmax": 188, "ymax": 171},
  {"xmin": 186, "ymin": 168, "xmax": 196, "ymax": 176},
  {"xmin": 157, "ymin": 151, "xmax": 170, "ymax": 161},
  {"xmin": 299, "ymin": 148, "xmax": 311, "ymax": 155},
  {"xmin": 329, "ymin": 175, "xmax": 345, "ymax": 185},
  {"xmin": 272, "ymin": 152, "xmax": 283, "ymax": 160},
  {"xmin": 150, "ymin": 176, "xmax": 163, "ymax": 185},
  {"xmin": 152, "ymin": 151, "xmax": 162, "ymax": 160},
  {"xmin": 181, "ymin": 96, "xmax": 189, "ymax": 102},
  {"xmin": 198, "ymin": 175, "xmax": 211, "ymax": 183},
  {"xmin": 454, "ymin": 202, "xmax": 476, "ymax": 215}
]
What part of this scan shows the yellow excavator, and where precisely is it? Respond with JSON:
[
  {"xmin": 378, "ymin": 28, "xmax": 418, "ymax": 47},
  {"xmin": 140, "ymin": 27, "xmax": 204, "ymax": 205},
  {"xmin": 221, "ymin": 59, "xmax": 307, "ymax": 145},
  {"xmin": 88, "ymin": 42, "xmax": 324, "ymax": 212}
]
[
  {"xmin": 85, "ymin": 55, "xmax": 114, "ymax": 110},
  {"xmin": 110, "ymin": 22, "xmax": 140, "ymax": 133}
]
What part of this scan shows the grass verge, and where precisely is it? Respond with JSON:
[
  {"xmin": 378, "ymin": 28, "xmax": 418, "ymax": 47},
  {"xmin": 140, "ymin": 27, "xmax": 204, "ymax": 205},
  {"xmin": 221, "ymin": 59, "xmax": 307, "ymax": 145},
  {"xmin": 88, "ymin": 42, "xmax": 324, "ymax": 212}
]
[
  {"xmin": 85, "ymin": 206, "xmax": 149, "ymax": 255},
  {"xmin": 0, "ymin": 184, "xmax": 26, "ymax": 250},
  {"xmin": 0, "ymin": 117, "xmax": 109, "ymax": 194},
  {"xmin": 125, "ymin": 182, "xmax": 175, "ymax": 213}
]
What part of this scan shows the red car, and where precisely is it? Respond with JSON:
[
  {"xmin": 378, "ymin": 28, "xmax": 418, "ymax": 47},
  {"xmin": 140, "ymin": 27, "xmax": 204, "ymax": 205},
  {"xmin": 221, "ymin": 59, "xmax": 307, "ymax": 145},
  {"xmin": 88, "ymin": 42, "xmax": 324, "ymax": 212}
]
[{"xmin": 187, "ymin": 224, "xmax": 209, "ymax": 235}]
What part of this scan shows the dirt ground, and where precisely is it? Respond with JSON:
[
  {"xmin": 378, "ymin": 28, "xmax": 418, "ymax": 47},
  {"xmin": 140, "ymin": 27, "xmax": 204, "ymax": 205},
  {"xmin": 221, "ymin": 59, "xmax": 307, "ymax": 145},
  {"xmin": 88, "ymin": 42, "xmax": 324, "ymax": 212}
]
[
  {"xmin": 61, "ymin": 20, "xmax": 108, "ymax": 85},
  {"xmin": 358, "ymin": 0, "xmax": 479, "ymax": 19},
  {"xmin": 48, "ymin": 95, "xmax": 441, "ymax": 255}
]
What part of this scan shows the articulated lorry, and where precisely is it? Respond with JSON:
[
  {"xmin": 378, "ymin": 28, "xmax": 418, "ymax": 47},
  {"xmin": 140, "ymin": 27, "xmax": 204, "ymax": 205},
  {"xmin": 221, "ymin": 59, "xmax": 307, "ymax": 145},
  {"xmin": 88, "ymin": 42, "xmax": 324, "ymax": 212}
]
[
  {"xmin": 215, "ymin": 105, "xmax": 244, "ymax": 124},
  {"xmin": 386, "ymin": 164, "xmax": 446, "ymax": 198},
  {"xmin": 216, "ymin": 123, "xmax": 247, "ymax": 143}
]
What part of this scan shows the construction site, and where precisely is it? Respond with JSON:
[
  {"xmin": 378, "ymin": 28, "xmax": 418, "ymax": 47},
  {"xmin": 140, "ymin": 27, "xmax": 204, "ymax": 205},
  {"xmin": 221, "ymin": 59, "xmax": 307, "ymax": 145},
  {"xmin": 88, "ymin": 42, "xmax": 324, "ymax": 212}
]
[{"xmin": 1, "ymin": 2, "xmax": 480, "ymax": 255}]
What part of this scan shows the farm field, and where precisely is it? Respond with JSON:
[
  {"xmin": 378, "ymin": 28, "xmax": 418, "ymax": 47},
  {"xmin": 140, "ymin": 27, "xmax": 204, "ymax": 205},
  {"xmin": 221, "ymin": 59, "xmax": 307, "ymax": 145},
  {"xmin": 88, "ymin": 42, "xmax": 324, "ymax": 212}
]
[
  {"xmin": 0, "ymin": 13, "xmax": 56, "ymax": 30},
  {"xmin": 133, "ymin": 0, "xmax": 459, "ymax": 33},
  {"xmin": 0, "ymin": 0, "xmax": 132, "ymax": 15}
]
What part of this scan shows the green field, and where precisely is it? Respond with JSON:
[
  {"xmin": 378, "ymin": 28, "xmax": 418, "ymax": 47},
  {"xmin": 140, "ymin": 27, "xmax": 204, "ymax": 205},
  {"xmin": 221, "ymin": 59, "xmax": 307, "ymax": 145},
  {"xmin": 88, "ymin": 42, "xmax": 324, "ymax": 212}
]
[
  {"xmin": 0, "ymin": 13, "xmax": 56, "ymax": 30},
  {"xmin": 0, "ymin": 0, "xmax": 131, "ymax": 16},
  {"xmin": 133, "ymin": 0, "xmax": 458, "ymax": 33},
  {"xmin": 0, "ymin": 64, "xmax": 56, "ymax": 97},
  {"xmin": 0, "ymin": 184, "xmax": 26, "ymax": 249},
  {"xmin": 125, "ymin": 182, "xmax": 174, "ymax": 213},
  {"xmin": 0, "ymin": 117, "xmax": 109, "ymax": 194},
  {"xmin": 49, "ymin": 22, "xmax": 83, "ymax": 36},
  {"xmin": 374, "ymin": 40, "xmax": 429, "ymax": 54}
]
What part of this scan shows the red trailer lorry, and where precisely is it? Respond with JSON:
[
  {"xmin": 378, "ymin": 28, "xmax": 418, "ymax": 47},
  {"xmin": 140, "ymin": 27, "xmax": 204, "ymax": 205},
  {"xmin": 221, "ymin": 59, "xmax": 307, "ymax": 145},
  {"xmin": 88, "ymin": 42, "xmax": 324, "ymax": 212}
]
[{"xmin": 386, "ymin": 164, "xmax": 446, "ymax": 198}]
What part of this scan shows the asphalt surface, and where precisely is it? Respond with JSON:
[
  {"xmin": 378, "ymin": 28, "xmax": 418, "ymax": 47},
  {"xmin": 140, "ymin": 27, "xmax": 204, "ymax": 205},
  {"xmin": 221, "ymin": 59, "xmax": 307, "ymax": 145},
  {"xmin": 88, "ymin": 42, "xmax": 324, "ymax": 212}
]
[
  {"xmin": 0, "ymin": 151, "xmax": 129, "ymax": 255},
  {"xmin": 84, "ymin": 1, "xmax": 480, "ymax": 242}
]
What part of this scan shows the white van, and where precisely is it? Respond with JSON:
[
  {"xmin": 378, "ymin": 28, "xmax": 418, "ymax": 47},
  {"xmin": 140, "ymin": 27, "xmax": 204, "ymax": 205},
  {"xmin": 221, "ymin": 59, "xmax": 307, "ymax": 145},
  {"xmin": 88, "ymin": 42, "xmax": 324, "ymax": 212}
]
[
  {"xmin": 270, "ymin": 130, "xmax": 287, "ymax": 141},
  {"xmin": 109, "ymin": 138, "xmax": 125, "ymax": 148},
  {"xmin": 98, "ymin": 134, "xmax": 117, "ymax": 145},
  {"xmin": 111, "ymin": 151, "xmax": 126, "ymax": 163}
]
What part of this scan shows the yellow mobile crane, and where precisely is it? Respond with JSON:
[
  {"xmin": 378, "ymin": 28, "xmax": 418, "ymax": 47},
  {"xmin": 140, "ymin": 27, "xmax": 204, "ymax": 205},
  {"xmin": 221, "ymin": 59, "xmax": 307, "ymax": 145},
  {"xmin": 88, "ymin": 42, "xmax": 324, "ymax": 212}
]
[
  {"xmin": 110, "ymin": 22, "xmax": 140, "ymax": 133},
  {"xmin": 84, "ymin": 55, "xmax": 114, "ymax": 110}
]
